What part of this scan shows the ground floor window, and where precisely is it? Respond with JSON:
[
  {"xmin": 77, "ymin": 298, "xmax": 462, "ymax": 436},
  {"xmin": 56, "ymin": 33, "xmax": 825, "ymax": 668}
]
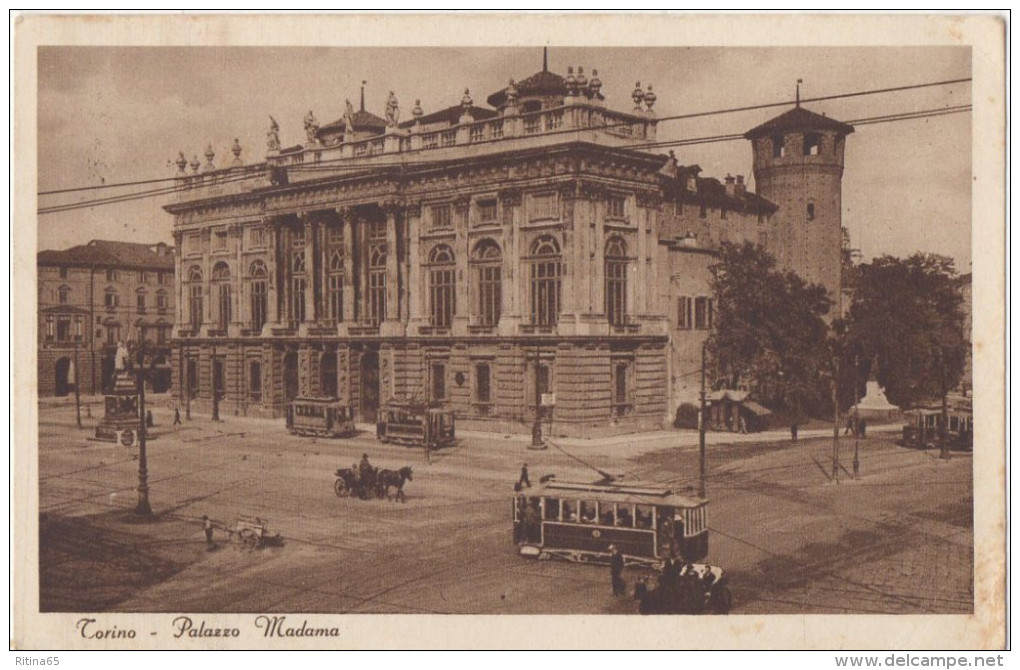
[
  {"xmin": 249, "ymin": 360, "xmax": 262, "ymax": 400},
  {"xmin": 431, "ymin": 362, "xmax": 446, "ymax": 401},
  {"xmin": 475, "ymin": 363, "xmax": 491, "ymax": 404}
]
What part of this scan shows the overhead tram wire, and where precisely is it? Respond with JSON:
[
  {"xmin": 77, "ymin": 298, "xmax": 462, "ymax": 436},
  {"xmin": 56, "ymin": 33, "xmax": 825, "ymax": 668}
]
[
  {"xmin": 37, "ymin": 76, "xmax": 971, "ymax": 198},
  {"xmin": 37, "ymin": 105, "xmax": 972, "ymax": 216}
]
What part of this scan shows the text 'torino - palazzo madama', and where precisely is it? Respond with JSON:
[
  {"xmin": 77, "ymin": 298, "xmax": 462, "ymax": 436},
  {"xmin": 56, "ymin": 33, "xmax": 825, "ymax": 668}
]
[{"xmin": 166, "ymin": 55, "xmax": 851, "ymax": 437}]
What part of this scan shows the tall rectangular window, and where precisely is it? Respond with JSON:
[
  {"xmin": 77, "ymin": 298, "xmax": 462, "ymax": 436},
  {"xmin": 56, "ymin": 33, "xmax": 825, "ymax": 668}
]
[
  {"xmin": 431, "ymin": 363, "xmax": 446, "ymax": 401},
  {"xmin": 249, "ymin": 360, "xmax": 262, "ymax": 400},
  {"xmin": 694, "ymin": 297, "xmax": 713, "ymax": 330},
  {"xmin": 606, "ymin": 259, "xmax": 627, "ymax": 326},
  {"xmin": 677, "ymin": 296, "xmax": 692, "ymax": 329},
  {"xmin": 249, "ymin": 227, "xmax": 266, "ymax": 247},
  {"xmin": 368, "ymin": 241, "xmax": 387, "ymax": 325},
  {"xmin": 189, "ymin": 285, "xmax": 203, "ymax": 327},
  {"xmin": 215, "ymin": 231, "xmax": 228, "ymax": 250},
  {"xmin": 56, "ymin": 318, "xmax": 71, "ymax": 342},
  {"xmin": 429, "ymin": 266, "xmax": 456, "ymax": 327},
  {"xmin": 475, "ymin": 364, "xmax": 491, "ymax": 404},
  {"xmin": 614, "ymin": 363, "xmax": 629, "ymax": 406},
  {"xmin": 217, "ymin": 284, "xmax": 231, "ymax": 330},
  {"xmin": 59, "ymin": 267, "xmax": 68, "ymax": 279},
  {"xmin": 328, "ymin": 273, "xmax": 343, "ymax": 322},
  {"xmin": 289, "ymin": 277, "xmax": 306, "ymax": 323},
  {"xmin": 137, "ymin": 293, "xmax": 146, "ymax": 314},
  {"xmin": 478, "ymin": 264, "xmax": 501, "ymax": 327},
  {"xmin": 250, "ymin": 280, "xmax": 267, "ymax": 332}
]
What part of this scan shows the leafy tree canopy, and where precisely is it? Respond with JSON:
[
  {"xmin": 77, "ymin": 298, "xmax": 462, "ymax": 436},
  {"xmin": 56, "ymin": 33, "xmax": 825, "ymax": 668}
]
[
  {"xmin": 843, "ymin": 253, "xmax": 968, "ymax": 408},
  {"xmin": 707, "ymin": 241, "xmax": 833, "ymax": 418}
]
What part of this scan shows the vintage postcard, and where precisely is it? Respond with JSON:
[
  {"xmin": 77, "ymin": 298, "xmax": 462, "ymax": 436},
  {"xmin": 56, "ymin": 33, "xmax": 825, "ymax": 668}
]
[{"xmin": 12, "ymin": 13, "xmax": 1006, "ymax": 650}]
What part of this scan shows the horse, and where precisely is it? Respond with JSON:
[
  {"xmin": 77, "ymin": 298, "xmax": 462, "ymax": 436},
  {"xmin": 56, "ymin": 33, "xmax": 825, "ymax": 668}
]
[{"xmin": 378, "ymin": 466, "xmax": 413, "ymax": 503}]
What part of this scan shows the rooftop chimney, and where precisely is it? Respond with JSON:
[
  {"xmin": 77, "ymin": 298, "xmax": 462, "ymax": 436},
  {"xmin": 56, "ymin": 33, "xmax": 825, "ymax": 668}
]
[
  {"xmin": 724, "ymin": 174, "xmax": 736, "ymax": 197},
  {"xmin": 735, "ymin": 175, "xmax": 746, "ymax": 197}
]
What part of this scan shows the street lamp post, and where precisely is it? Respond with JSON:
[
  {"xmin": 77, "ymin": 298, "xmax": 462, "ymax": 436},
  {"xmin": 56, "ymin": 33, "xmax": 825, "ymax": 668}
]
[
  {"xmin": 831, "ymin": 356, "xmax": 840, "ymax": 483},
  {"xmin": 698, "ymin": 341, "xmax": 707, "ymax": 499},
  {"xmin": 135, "ymin": 343, "xmax": 152, "ymax": 516},
  {"xmin": 530, "ymin": 346, "xmax": 546, "ymax": 446},
  {"xmin": 212, "ymin": 344, "xmax": 221, "ymax": 422},
  {"xmin": 73, "ymin": 320, "xmax": 83, "ymax": 429},
  {"xmin": 852, "ymin": 355, "xmax": 860, "ymax": 478}
]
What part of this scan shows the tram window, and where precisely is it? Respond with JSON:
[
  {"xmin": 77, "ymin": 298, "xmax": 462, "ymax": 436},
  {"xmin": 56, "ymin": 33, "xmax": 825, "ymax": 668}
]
[
  {"xmin": 543, "ymin": 498, "xmax": 560, "ymax": 521},
  {"xmin": 635, "ymin": 505, "xmax": 653, "ymax": 529},
  {"xmin": 616, "ymin": 506, "xmax": 634, "ymax": 527},
  {"xmin": 580, "ymin": 501, "xmax": 597, "ymax": 523},
  {"xmin": 601, "ymin": 506, "xmax": 615, "ymax": 525},
  {"xmin": 562, "ymin": 502, "xmax": 576, "ymax": 522}
]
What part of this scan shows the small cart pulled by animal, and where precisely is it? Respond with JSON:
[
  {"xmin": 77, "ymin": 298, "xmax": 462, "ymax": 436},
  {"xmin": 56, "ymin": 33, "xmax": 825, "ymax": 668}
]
[{"xmin": 229, "ymin": 515, "xmax": 281, "ymax": 549}]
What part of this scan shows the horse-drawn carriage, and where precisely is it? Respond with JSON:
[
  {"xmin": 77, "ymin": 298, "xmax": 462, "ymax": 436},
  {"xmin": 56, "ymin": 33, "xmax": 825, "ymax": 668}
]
[{"xmin": 334, "ymin": 464, "xmax": 413, "ymax": 502}]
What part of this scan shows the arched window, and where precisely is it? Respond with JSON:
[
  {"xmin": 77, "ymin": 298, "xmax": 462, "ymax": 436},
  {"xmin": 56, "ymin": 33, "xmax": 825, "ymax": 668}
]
[
  {"xmin": 604, "ymin": 237, "xmax": 628, "ymax": 326},
  {"xmin": 327, "ymin": 249, "xmax": 344, "ymax": 322},
  {"xmin": 472, "ymin": 240, "xmax": 502, "ymax": 327},
  {"xmin": 367, "ymin": 243, "xmax": 386, "ymax": 325},
  {"xmin": 428, "ymin": 245, "xmax": 456, "ymax": 328},
  {"xmin": 212, "ymin": 261, "xmax": 231, "ymax": 331},
  {"xmin": 529, "ymin": 235, "xmax": 561, "ymax": 327},
  {"xmin": 249, "ymin": 260, "xmax": 268, "ymax": 332},
  {"xmin": 289, "ymin": 251, "xmax": 306, "ymax": 323},
  {"xmin": 187, "ymin": 266, "xmax": 203, "ymax": 328}
]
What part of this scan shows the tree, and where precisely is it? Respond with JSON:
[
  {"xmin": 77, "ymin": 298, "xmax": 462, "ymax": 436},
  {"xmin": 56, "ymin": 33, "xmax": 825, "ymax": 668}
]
[
  {"xmin": 844, "ymin": 253, "xmax": 968, "ymax": 408},
  {"xmin": 707, "ymin": 242, "xmax": 833, "ymax": 417}
]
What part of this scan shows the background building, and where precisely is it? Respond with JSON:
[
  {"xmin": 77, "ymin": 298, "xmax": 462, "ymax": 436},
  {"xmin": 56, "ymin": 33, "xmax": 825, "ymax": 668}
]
[
  {"xmin": 37, "ymin": 240, "xmax": 175, "ymax": 397},
  {"xmin": 165, "ymin": 62, "xmax": 847, "ymax": 436}
]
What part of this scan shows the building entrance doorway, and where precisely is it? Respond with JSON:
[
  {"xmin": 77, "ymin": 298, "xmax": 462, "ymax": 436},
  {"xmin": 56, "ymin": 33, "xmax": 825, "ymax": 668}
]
[
  {"xmin": 283, "ymin": 351, "xmax": 299, "ymax": 404},
  {"xmin": 359, "ymin": 350, "xmax": 379, "ymax": 421},
  {"xmin": 54, "ymin": 357, "xmax": 72, "ymax": 397},
  {"xmin": 320, "ymin": 351, "xmax": 338, "ymax": 398}
]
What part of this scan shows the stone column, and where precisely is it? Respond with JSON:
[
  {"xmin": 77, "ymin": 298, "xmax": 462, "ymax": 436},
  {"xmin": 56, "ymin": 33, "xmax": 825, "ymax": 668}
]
[
  {"xmin": 303, "ymin": 214, "xmax": 317, "ymax": 323},
  {"xmin": 266, "ymin": 218, "xmax": 281, "ymax": 326},
  {"xmin": 591, "ymin": 189, "xmax": 606, "ymax": 321},
  {"xmin": 201, "ymin": 228, "xmax": 212, "ymax": 331},
  {"xmin": 406, "ymin": 202, "xmax": 423, "ymax": 326},
  {"xmin": 230, "ymin": 223, "xmax": 245, "ymax": 332},
  {"xmin": 498, "ymin": 188, "xmax": 522, "ymax": 334},
  {"xmin": 380, "ymin": 203, "xmax": 403, "ymax": 337},
  {"xmin": 172, "ymin": 230, "xmax": 185, "ymax": 334},
  {"xmin": 453, "ymin": 195, "xmax": 471, "ymax": 335},
  {"xmin": 559, "ymin": 183, "xmax": 577, "ymax": 324},
  {"xmin": 339, "ymin": 208, "xmax": 355, "ymax": 326}
]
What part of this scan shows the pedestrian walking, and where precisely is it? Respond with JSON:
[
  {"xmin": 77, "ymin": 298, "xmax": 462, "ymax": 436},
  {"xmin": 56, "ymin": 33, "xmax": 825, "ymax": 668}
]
[
  {"xmin": 844, "ymin": 415, "xmax": 855, "ymax": 436},
  {"xmin": 518, "ymin": 464, "xmax": 531, "ymax": 489},
  {"xmin": 146, "ymin": 410, "xmax": 154, "ymax": 428},
  {"xmin": 203, "ymin": 515, "xmax": 214, "ymax": 549},
  {"xmin": 609, "ymin": 544, "xmax": 626, "ymax": 596},
  {"xmin": 173, "ymin": 408, "xmax": 182, "ymax": 425},
  {"xmin": 859, "ymin": 418, "xmax": 867, "ymax": 438},
  {"xmin": 790, "ymin": 423, "xmax": 799, "ymax": 441}
]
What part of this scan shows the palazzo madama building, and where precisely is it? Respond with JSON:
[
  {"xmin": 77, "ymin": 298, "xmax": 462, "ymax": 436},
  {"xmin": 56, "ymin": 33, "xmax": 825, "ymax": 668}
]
[{"xmin": 166, "ymin": 59, "xmax": 850, "ymax": 437}]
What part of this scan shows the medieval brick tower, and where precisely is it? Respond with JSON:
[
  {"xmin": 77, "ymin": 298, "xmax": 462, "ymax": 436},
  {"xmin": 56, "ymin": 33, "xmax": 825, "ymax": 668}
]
[{"xmin": 745, "ymin": 104, "xmax": 854, "ymax": 311}]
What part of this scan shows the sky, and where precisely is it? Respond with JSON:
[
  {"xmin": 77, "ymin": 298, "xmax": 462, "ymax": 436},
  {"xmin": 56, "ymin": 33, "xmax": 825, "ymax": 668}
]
[{"xmin": 37, "ymin": 46, "xmax": 972, "ymax": 271}]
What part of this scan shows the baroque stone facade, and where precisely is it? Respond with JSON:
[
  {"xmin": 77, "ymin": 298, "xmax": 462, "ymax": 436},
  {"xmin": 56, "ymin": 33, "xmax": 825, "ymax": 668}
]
[{"xmin": 165, "ymin": 63, "xmax": 850, "ymax": 436}]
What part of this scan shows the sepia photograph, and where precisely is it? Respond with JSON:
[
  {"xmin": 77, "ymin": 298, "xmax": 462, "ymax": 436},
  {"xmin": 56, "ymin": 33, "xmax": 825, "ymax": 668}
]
[{"xmin": 12, "ymin": 13, "xmax": 1006, "ymax": 651}]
